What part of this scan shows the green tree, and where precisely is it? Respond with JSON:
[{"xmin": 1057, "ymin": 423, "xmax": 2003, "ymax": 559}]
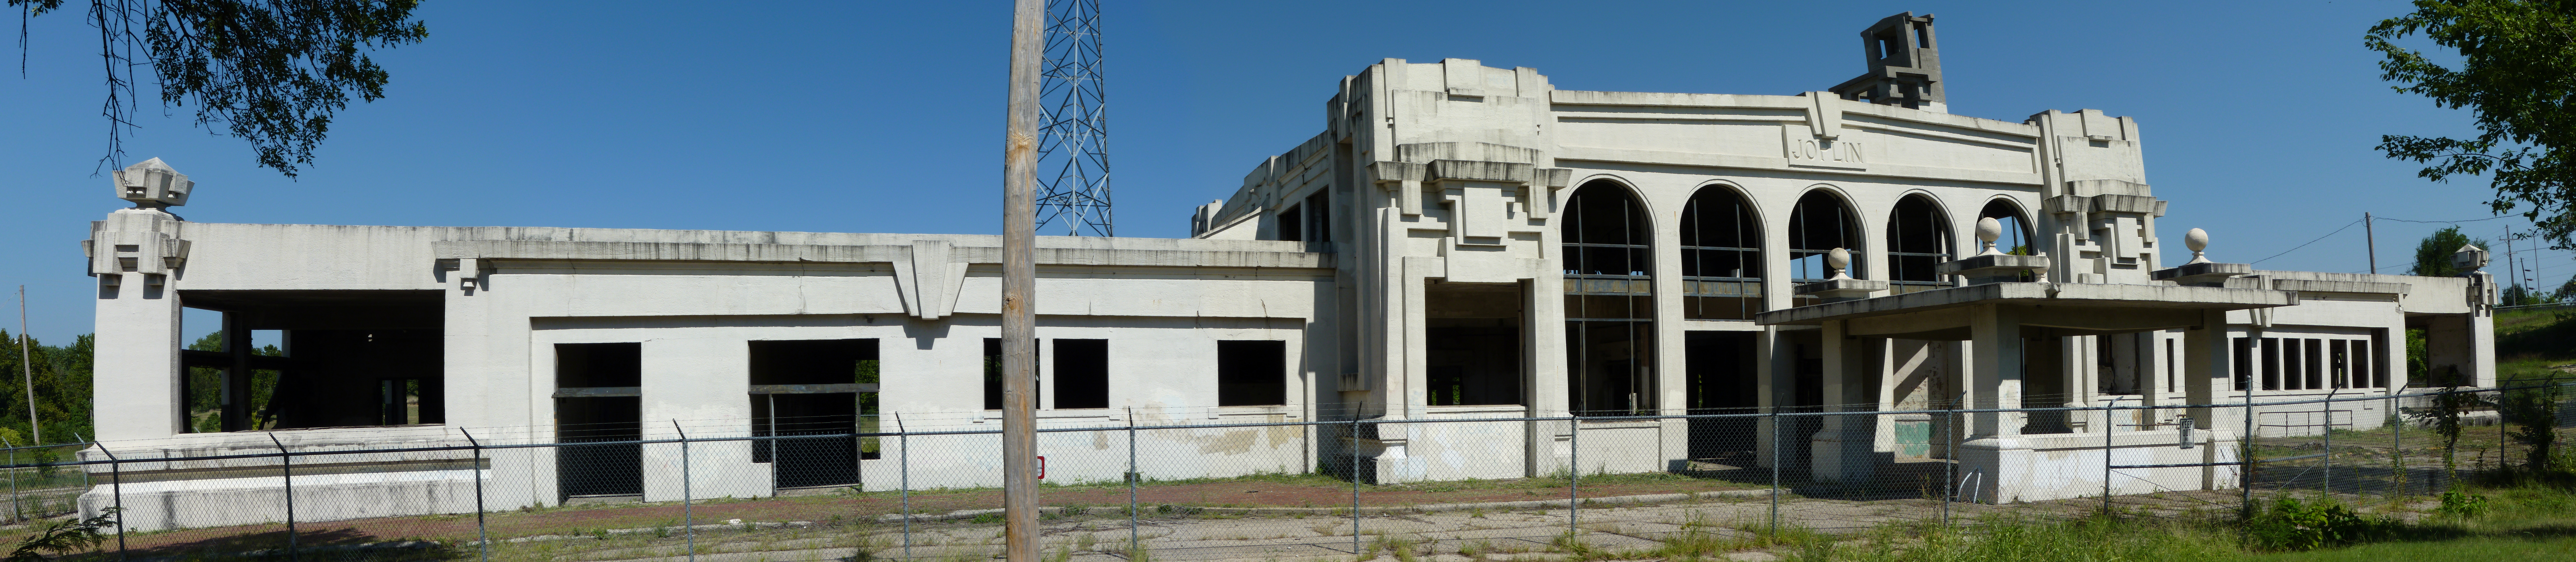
[
  {"xmin": 0, "ymin": 331, "xmax": 93, "ymax": 445},
  {"xmin": 9, "ymin": 1, "xmax": 429, "ymax": 176},
  {"xmin": 2369, "ymin": 1, "xmax": 2576, "ymax": 249},
  {"xmin": 2409, "ymin": 226, "xmax": 2494, "ymax": 277}
]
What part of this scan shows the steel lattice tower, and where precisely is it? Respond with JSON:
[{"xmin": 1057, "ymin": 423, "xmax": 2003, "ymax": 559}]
[{"xmin": 1033, "ymin": 0, "xmax": 1111, "ymax": 236}]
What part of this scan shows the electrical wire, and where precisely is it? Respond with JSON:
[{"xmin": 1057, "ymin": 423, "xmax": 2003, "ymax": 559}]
[{"xmin": 2249, "ymin": 219, "xmax": 2362, "ymax": 265}]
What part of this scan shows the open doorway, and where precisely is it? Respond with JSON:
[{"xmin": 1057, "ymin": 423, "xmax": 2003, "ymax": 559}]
[
  {"xmin": 1424, "ymin": 281, "xmax": 1523, "ymax": 406},
  {"xmin": 176, "ymin": 290, "xmax": 444, "ymax": 431},
  {"xmin": 556, "ymin": 342, "xmax": 643, "ymax": 500},
  {"xmin": 749, "ymin": 339, "xmax": 878, "ymax": 490},
  {"xmin": 1684, "ymin": 331, "xmax": 1758, "ymax": 469}
]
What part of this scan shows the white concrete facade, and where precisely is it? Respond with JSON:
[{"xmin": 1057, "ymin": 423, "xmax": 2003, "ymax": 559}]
[{"xmin": 79, "ymin": 13, "xmax": 2496, "ymax": 530}]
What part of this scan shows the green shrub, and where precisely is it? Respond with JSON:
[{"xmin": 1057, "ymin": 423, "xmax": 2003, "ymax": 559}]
[
  {"xmin": 2245, "ymin": 497, "xmax": 2391, "ymax": 551},
  {"xmin": 2436, "ymin": 488, "xmax": 2491, "ymax": 519}
]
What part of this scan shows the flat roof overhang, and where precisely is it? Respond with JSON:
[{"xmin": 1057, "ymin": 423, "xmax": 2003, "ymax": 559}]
[{"xmin": 1754, "ymin": 282, "xmax": 2297, "ymax": 341}]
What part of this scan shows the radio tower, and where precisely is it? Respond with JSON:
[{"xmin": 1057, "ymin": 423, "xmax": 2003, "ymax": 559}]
[{"xmin": 1033, "ymin": 0, "xmax": 1111, "ymax": 236}]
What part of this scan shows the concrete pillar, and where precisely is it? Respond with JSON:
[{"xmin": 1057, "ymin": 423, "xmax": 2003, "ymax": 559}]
[
  {"xmin": 91, "ymin": 211, "xmax": 186, "ymax": 442},
  {"xmin": 2183, "ymin": 309, "xmax": 2225, "ymax": 431},
  {"xmin": 1810, "ymin": 319, "xmax": 1882, "ymax": 483},
  {"xmin": 1968, "ymin": 304, "xmax": 2023, "ymax": 438}
]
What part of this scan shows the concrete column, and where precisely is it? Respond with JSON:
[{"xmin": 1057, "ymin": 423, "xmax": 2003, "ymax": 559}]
[
  {"xmin": 1968, "ymin": 304, "xmax": 2023, "ymax": 438},
  {"xmin": 1810, "ymin": 319, "xmax": 1882, "ymax": 483},
  {"xmin": 91, "ymin": 209, "xmax": 187, "ymax": 442},
  {"xmin": 2183, "ymin": 309, "xmax": 2226, "ymax": 429}
]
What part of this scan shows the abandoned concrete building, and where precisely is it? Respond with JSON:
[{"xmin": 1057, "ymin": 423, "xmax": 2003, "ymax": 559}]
[{"xmin": 81, "ymin": 13, "xmax": 2495, "ymax": 529}]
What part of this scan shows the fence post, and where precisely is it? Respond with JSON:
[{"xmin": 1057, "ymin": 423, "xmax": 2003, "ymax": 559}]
[
  {"xmin": 895, "ymin": 413, "xmax": 910, "ymax": 560},
  {"xmin": 1568, "ymin": 415, "xmax": 1579, "ymax": 536},
  {"xmin": 1768, "ymin": 408, "xmax": 1780, "ymax": 533},
  {"xmin": 2242, "ymin": 373, "xmax": 2256, "ymax": 522},
  {"xmin": 2390, "ymin": 391, "xmax": 2403, "ymax": 498},
  {"xmin": 461, "ymin": 428, "xmax": 489, "ymax": 562},
  {"xmin": 267, "ymin": 433, "xmax": 296, "ymax": 562},
  {"xmin": 1124, "ymin": 407, "xmax": 1137, "ymax": 556},
  {"xmin": 96, "ymin": 440, "xmax": 124, "ymax": 561},
  {"xmin": 2323, "ymin": 388, "xmax": 2337, "ymax": 496},
  {"xmin": 1943, "ymin": 391, "xmax": 1960, "ymax": 526},
  {"xmin": 1349, "ymin": 416, "xmax": 1360, "ymax": 558},
  {"xmin": 675, "ymin": 421, "xmax": 695, "ymax": 562},
  {"xmin": 2103, "ymin": 397, "xmax": 2117, "ymax": 515},
  {"xmin": 3, "ymin": 436, "xmax": 18, "ymax": 522}
]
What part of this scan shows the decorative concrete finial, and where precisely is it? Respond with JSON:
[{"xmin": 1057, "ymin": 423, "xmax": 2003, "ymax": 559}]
[
  {"xmin": 1825, "ymin": 247, "xmax": 1852, "ymax": 280},
  {"xmin": 2184, "ymin": 228, "xmax": 2210, "ymax": 264},
  {"xmin": 113, "ymin": 157, "xmax": 192, "ymax": 209},
  {"xmin": 2452, "ymin": 243, "xmax": 2489, "ymax": 274},
  {"xmin": 1975, "ymin": 217, "xmax": 2003, "ymax": 256}
]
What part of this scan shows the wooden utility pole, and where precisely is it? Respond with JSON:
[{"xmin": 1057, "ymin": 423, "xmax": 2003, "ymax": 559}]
[
  {"xmin": 1001, "ymin": 0, "xmax": 1044, "ymax": 560},
  {"xmin": 2363, "ymin": 213, "xmax": 2377, "ymax": 274}
]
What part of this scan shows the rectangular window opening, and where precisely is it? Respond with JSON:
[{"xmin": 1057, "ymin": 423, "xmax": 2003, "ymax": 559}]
[
  {"xmin": 555, "ymin": 342, "xmax": 643, "ymax": 499},
  {"xmin": 176, "ymin": 290, "xmax": 444, "ymax": 433},
  {"xmin": 748, "ymin": 339, "xmax": 878, "ymax": 487},
  {"xmin": 1053, "ymin": 339, "xmax": 1109, "ymax": 409},
  {"xmin": 1217, "ymin": 340, "xmax": 1287, "ymax": 406}
]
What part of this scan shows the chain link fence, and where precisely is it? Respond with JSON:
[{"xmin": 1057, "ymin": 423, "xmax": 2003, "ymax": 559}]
[{"xmin": 18, "ymin": 381, "xmax": 2571, "ymax": 562}]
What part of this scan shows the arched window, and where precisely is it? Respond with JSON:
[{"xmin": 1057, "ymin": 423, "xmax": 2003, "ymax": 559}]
[
  {"xmin": 1680, "ymin": 185, "xmax": 1763, "ymax": 320},
  {"xmin": 1561, "ymin": 180, "xmax": 1655, "ymax": 416},
  {"xmin": 1977, "ymin": 199, "xmax": 2033, "ymax": 257},
  {"xmin": 1788, "ymin": 190, "xmax": 1863, "ymax": 306},
  {"xmin": 1886, "ymin": 194, "xmax": 1953, "ymax": 294}
]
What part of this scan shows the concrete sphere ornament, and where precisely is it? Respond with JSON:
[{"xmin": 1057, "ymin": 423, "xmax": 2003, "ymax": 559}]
[
  {"xmin": 1825, "ymin": 247, "xmax": 1852, "ymax": 279},
  {"xmin": 1976, "ymin": 217, "xmax": 2003, "ymax": 254},
  {"xmin": 2184, "ymin": 228, "xmax": 2211, "ymax": 264}
]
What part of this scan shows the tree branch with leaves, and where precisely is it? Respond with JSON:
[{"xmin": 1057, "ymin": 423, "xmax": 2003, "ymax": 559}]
[
  {"xmin": 2368, "ymin": 1, "xmax": 2576, "ymax": 249},
  {"xmin": 11, "ymin": 0, "xmax": 427, "ymax": 176}
]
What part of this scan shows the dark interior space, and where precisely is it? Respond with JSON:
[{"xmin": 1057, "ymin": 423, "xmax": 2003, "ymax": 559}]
[
  {"xmin": 556, "ymin": 342, "xmax": 643, "ymax": 498},
  {"xmin": 1052, "ymin": 339, "xmax": 1109, "ymax": 409},
  {"xmin": 983, "ymin": 338, "xmax": 1040, "ymax": 410},
  {"xmin": 1885, "ymin": 195, "xmax": 1952, "ymax": 294},
  {"xmin": 176, "ymin": 289, "xmax": 444, "ymax": 432},
  {"xmin": 1680, "ymin": 186, "xmax": 1764, "ymax": 320},
  {"xmin": 1216, "ymin": 340, "xmax": 1286, "ymax": 406},
  {"xmin": 1788, "ymin": 191, "xmax": 1863, "ymax": 285},
  {"xmin": 1425, "ymin": 282, "xmax": 1523, "ymax": 407},
  {"xmin": 2023, "ymin": 337, "xmax": 2070, "ymax": 434},
  {"xmin": 1562, "ymin": 182, "xmax": 1656, "ymax": 416},
  {"xmin": 748, "ymin": 339, "xmax": 878, "ymax": 489},
  {"xmin": 1685, "ymin": 331, "xmax": 1759, "ymax": 461}
]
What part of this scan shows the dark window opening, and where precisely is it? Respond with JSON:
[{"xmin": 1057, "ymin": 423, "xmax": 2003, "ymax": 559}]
[
  {"xmin": 2304, "ymin": 339, "xmax": 2325, "ymax": 390},
  {"xmin": 1217, "ymin": 340, "xmax": 1287, "ymax": 406},
  {"xmin": 1886, "ymin": 195, "xmax": 1953, "ymax": 294},
  {"xmin": 2262, "ymin": 337, "xmax": 2282, "ymax": 390},
  {"xmin": 1562, "ymin": 181, "xmax": 1655, "ymax": 416},
  {"xmin": 556, "ymin": 342, "xmax": 643, "ymax": 499},
  {"xmin": 176, "ymin": 290, "xmax": 444, "ymax": 432},
  {"xmin": 984, "ymin": 338, "xmax": 1040, "ymax": 410},
  {"xmin": 1788, "ymin": 191, "xmax": 1862, "ymax": 306},
  {"xmin": 1680, "ymin": 187, "xmax": 1763, "ymax": 320},
  {"xmin": 1052, "ymin": 339, "xmax": 1109, "ymax": 409},
  {"xmin": 1305, "ymin": 192, "xmax": 1332, "ymax": 251},
  {"xmin": 1425, "ymin": 282, "xmax": 1523, "ymax": 406},
  {"xmin": 1276, "ymin": 206, "xmax": 1303, "ymax": 242},
  {"xmin": 749, "ymin": 339, "xmax": 879, "ymax": 489},
  {"xmin": 2233, "ymin": 337, "xmax": 2253, "ymax": 391}
]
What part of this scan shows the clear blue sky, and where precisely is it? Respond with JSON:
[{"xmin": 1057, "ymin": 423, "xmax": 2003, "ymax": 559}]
[{"xmin": 3, "ymin": 1, "xmax": 2567, "ymax": 343}]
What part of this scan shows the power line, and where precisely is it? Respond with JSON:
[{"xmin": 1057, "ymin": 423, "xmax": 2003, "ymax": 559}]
[{"xmin": 2249, "ymin": 219, "xmax": 2362, "ymax": 265}]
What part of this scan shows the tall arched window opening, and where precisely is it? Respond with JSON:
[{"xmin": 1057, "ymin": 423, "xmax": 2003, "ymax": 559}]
[
  {"xmin": 1787, "ymin": 190, "xmax": 1863, "ymax": 306},
  {"xmin": 1885, "ymin": 194, "xmax": 1953, "ymax": 294},
  {"xmin": 1978, "ymin": 200, "xmax": 2035, "ymax": 281},
  {"xmin": 1680, "ymin": 186, "xmax": 1763, "ymax": 320},
  {"xmin": 1561, "ymin": 181, "xmax": 1655, "ymax": 416}
]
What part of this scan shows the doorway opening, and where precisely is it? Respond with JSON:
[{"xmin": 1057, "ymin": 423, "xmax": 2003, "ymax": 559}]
[{"xmin": 749, "ymin": 339, "xmax": 879, "ymax": 490}]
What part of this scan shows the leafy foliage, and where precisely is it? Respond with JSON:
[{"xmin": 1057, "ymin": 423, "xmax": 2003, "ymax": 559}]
[
  {"xmin": 2368, "ymin": 1, "xmax": 2576, "ymax": 249},
  {"xmin": 0, "ymin": 330, "xmax": 92, "ymax": 445},
  {"xmin": 4, "ymin": 507, "xmax": 119, "ymax": 562},
  {"xmin": 2437, "ymin": 488, "xmax": 2493, "ymax": 519},
  {"xmin": 2245, "ymin": 497, "xmax": 2393, "ymax": 551},
  {"xmin": 9, "ymin": 1, "xmax": 429, "ymax": 176},
  {"xmin": 2496, "ymin": 377, "xmax": 2566, "ymax": 469},
  {"xmin": 2411, "ymin": 226, "xmax": 2495, "ymax": 277}
]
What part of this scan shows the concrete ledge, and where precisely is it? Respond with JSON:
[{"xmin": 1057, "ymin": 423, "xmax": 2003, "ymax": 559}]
[{"xmin": 1757, "ymin": 282, "xmax": 2296, "ymax": 326}]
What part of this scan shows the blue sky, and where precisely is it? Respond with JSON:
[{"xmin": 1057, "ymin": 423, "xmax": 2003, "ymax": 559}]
[{"xmin": 3, "ymin": 1, "xmax": 2567, "ymax": 343}]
